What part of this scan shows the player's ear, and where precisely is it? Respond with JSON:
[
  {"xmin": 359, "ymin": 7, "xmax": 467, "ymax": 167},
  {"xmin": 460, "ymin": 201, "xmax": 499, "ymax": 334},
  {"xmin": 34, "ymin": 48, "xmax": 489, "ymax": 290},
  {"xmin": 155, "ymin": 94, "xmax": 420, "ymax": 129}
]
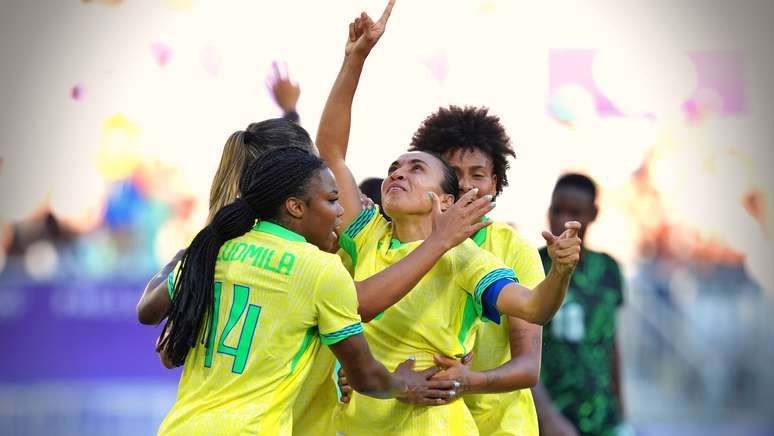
[
  {"xmin": 590, "ymin": 203, "xmax": 599, "ymax": 223},
  {"xmin": 285, "ymin": 197, "xmax": 305, "ymax": 219}
]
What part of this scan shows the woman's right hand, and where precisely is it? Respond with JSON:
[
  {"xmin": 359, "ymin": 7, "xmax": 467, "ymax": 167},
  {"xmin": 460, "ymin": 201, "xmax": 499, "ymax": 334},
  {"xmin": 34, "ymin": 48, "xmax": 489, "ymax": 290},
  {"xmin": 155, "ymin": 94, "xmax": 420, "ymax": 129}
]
[
  {"xmin": 392, "ymin": 358, "xmax": 461, "ymax": 405},
  {"xmin": 344, "ymin": 0, "xmax": 395, "ymax": 59},
  {"xmin": 428, "ymin": 188, "xmax": 495, "ymax": 251}
]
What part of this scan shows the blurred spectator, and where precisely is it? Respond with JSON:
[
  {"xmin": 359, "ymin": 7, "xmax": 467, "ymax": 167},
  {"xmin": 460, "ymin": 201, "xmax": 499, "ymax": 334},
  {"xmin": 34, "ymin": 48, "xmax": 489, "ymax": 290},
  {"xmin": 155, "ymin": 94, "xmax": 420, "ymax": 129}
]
[
  {"xmin": 266, "ymin": 61, "xmax": 301, "ymax": 124},
  {"xmin": 533, "ymin": 173, "xmax": 626, "ymax": 436}
]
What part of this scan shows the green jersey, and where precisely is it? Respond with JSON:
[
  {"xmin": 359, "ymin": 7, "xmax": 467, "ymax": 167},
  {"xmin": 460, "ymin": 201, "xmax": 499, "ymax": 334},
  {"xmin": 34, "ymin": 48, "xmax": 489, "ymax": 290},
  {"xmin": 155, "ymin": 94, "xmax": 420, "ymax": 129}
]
[{"xmin": 539, "ymin": 248, "xmax": 623, "ymax": 436}]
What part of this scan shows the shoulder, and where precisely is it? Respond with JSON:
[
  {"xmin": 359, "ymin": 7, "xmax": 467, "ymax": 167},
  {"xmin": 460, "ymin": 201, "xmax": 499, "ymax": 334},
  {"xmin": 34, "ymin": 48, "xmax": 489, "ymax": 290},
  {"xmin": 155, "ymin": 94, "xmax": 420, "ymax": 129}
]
[
  {"xmin": 587, "ymin": 249, "xmax": 622, "ymax": 271},
  {"xmin": 343, "ymin": 206, "xmax": 389, "ymax": 239},
  {"xmin": 489, "ymin": 221, "xmax": 538, "ymax": 251}
]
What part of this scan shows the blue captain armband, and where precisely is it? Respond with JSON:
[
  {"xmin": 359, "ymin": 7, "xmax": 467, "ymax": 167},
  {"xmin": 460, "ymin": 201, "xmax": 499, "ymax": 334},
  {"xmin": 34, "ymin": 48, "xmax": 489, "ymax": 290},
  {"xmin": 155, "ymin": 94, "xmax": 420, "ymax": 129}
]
[{"xmin": 481, "ymin": 277, "xmax": 517, "ymax": 324}]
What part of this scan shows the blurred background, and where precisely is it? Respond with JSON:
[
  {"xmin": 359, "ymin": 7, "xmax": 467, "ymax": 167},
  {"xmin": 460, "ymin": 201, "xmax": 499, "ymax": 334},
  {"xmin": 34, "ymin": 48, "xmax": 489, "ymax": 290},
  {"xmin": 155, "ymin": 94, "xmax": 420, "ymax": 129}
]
[{"xmin": 1, "ymin": 0, "xmax": 773, "ymax": 435}]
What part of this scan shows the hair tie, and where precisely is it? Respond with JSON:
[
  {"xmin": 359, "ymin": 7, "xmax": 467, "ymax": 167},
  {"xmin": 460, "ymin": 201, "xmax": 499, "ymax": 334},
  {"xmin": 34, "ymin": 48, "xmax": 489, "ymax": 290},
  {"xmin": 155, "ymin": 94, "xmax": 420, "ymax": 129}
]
[{"xmin": 237, "ymin": 197, "xmax": 258, "ymax": 218}]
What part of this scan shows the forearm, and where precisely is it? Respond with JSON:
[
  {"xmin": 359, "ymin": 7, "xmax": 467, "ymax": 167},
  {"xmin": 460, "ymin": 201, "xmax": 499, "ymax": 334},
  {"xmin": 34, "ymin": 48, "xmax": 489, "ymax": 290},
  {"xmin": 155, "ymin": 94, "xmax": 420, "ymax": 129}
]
[
  {"xmin": 466, "ymin": 358, "xmax": 539, "ymax": 394},
  {"xmin": 316, "ymin": 54, "xmax": 368, "ymax": 225},
  {"xmin": 316, "ymin": 54, "xmax": 366, "ymax": 163},
  {"xmin": 329, "ymin": 334, "xmax": 402, "ymax": 399},
  {"xmin": 137, "ymin": 253, "xmax": 181, "ymax": 324},
  {"xmin": 530, "ymin": 267, "xmax": 572, "ymax": 324},
  {"xmin": 356, "ymin": 237, "xmax": 449, "ymax": 321},
  {"xmin": 497, "ymin": 267, "xmax": 571, "ymax": 325},
  {"xmin": 465, "ymin": 320, "xmax": 542, "ymax": 394}
]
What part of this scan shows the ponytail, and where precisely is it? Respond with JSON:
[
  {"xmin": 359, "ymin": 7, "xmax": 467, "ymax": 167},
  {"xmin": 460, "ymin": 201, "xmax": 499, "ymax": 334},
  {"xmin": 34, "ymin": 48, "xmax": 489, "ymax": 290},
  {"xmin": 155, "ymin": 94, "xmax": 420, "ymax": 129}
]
[{"xmin": 159, "ymin": 146, "xmax": 325, "ymax": 366}]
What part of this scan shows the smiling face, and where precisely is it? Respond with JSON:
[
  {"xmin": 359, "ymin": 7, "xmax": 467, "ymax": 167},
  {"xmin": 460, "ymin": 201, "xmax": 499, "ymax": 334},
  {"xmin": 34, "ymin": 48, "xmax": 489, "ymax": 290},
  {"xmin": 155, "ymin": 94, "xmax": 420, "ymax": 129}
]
[
  {"xmin": 381, "ymin": 151, "xmax": 455, "ymax": 218},
  {"xmin": 292, "ymin": 168, "xmax": 344, "ymax": 251},
  {"xmin": 443, "ymin": 148, "xmax": 497, "ymax": 199}
]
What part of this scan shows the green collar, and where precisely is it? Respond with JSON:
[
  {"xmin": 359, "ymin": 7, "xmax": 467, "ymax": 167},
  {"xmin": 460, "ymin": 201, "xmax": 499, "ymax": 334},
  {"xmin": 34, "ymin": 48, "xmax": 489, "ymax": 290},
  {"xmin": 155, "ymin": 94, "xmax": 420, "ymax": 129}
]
[
  {"xmin": 253, "ymin": 221, "xmax": 306, "ymax": 243},
  {"xmin": 471, "ymin": 216, "xmax": 489, "ymax": 247}
]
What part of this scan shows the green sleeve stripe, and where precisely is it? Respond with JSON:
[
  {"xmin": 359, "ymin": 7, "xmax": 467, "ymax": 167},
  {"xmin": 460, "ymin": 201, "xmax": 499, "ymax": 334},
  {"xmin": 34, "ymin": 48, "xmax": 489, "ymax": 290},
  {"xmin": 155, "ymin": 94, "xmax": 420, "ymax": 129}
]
[
  {"xmin": 167, "ymin": 271, "xmax": 175, "ymax": 299},
  {"xmin": 344, "ymin": 207, "xmax": 376, "ymax": 238},
  {"xmin": 320, "ymin": 322, "xmax": 364, "ymax": 345},
  {"xmin": 322, "ymin": 323, "xmax": 363, "ymax": 338},
  {"xmin": 474, "ymin": 268, "xmax": 518, "ymax": 306},
  {"xmin": 338, "ymin": 233, "xmax": 358, "ymax": 269},
  {"xmin": 289, "ymin": 327, "xmax": 318, "ymax": 375}
]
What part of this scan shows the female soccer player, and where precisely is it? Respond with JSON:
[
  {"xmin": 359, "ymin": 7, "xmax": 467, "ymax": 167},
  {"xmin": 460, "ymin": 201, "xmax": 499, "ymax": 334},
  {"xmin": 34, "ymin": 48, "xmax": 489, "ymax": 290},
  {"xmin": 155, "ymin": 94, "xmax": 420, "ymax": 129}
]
[
  {"xmin": 317, "ymin": 3, "xmax": 582, "ymax": 434},
  {"xmin": 155, "ymin": 146, "xmax": 460, "ymax": 435},
  {"xmin": 409, "ymin": 106, "xmax": 547, "ymax": 436},
  {"xmin": 137, "ymin": 115, "xmax": 489, "ymax": 434}
]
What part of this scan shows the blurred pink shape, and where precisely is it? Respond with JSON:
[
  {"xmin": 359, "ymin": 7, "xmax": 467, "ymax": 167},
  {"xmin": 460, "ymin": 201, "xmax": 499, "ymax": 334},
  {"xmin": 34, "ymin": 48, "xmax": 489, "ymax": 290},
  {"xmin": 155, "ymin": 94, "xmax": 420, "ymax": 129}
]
[
  {"xmin": 150, "ymin": 42, "xmax": 172, "ymax": 66},
  {"xmin": 201, "ymin": 46, "xmax": 221, "ymax": 76},
  {"xmin": 70, "ymin": 84, "xmax": 84, "ymax": 101},
  {"xmin": 422, "ymin": 53, "xmax": 448, "ymax": 83}
]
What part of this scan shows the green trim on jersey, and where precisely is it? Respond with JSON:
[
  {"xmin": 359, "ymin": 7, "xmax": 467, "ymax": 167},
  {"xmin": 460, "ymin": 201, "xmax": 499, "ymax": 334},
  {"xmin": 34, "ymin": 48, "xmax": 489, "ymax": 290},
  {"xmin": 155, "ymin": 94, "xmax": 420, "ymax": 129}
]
[
  {"xmin": 344, "ymin": 207, "xmax": 377, "ymax": 238},
  {"xmin": 167, "ymin": 270, "xmax": 176, "ymax": 299},
  {"xmin": 456, "ymin": 295, "xmax": 479, "ymax": 356},
  {"xmin": 289, "ymin": 327, "xmax": 318, "ymax": 375},
  {"xmin": 339, "ymin": 233, "xmax": 358, "ymax": 269},
  {"xmin": 320, "ymin": 322, "xmax": 364, "ymax": 345},
  {"xmin": 254, "ymin": 220, "xmax": 306, "ymax": 242},
  {"xmin": 471, "ymin": 216, "xmax": 489, "ymax": 247}
]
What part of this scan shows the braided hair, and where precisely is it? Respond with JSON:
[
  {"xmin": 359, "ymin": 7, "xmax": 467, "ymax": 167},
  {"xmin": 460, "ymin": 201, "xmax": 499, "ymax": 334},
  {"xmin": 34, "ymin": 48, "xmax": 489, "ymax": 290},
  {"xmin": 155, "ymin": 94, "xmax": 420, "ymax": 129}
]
[{"xmin": 159, "ymin": 146, "xmax": 326, "ymax": 367}]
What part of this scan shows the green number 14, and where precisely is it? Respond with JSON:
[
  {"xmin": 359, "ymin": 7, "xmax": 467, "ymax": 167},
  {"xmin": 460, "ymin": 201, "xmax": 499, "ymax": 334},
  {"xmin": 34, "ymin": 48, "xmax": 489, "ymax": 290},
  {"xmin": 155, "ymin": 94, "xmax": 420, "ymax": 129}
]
[{"xmin": 204, "ymin": 282, "xmax": 262, "ymax": 374}]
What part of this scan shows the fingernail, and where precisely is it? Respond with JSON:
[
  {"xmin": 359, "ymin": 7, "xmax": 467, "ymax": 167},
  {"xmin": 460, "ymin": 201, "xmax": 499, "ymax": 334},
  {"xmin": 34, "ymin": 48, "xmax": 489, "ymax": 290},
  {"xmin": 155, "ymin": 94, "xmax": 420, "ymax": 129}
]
[
  {"xmin": 484, "ymin": 194, "xmax": 493, "ymax": 202},
  {"xmin": 472, "ymin": 188, "xmax": 479, "ymax": 194},
  {"xmin": 427, "ymin": 192, "xmax": 433, "ymax": 199},
  {"xmin": 491, "ymin": 201, "xmax": 496, "ymax": 208},
  {"xmin": 408, "ymin": 354, "xmax": 416, "ymax": 361}
]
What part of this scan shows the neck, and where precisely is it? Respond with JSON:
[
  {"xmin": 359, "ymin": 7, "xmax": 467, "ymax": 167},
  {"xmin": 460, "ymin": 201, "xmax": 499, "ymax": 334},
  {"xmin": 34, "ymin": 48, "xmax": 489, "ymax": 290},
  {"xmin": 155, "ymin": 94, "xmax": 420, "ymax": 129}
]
[
  {"xmin": 270, "ymin": 216, "xmax": 304, "ymax": 237},
  {"xmin": 390, "ymin": 214, "xmax": 433, "ymax": 243}
]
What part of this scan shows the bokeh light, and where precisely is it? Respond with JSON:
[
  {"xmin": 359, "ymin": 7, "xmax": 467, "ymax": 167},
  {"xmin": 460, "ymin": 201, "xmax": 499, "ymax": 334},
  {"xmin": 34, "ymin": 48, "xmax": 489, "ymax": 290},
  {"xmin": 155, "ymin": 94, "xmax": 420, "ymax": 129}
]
[{"xmin": 23, "ymin": 240, "xmax": 59, "ymax": 281}]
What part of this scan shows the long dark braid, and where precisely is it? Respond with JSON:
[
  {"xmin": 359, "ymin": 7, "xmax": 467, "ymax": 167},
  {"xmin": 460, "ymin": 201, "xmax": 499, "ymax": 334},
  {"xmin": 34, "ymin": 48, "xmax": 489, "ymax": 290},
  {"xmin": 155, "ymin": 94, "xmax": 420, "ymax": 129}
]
[{"xmin": 159, "ymin": 146, "xmax": 326, "ymax": 367}]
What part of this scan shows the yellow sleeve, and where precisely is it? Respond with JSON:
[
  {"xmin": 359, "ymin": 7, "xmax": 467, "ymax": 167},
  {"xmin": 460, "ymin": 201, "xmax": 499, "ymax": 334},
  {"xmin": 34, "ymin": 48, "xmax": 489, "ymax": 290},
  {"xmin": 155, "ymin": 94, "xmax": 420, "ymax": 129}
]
[
  {"xmin": 314, "ymin": 257, "xmax": 364, "ymax": 345},
  {"xmin": 453, "ymin": 240, "xmax": 518, "ymax": 318},
  {"xmin": 502, "ymin": 234, "xmax": 545, "ymax": 289},
  {"xmin": 337, "ymin": 205, "xmax": 387, "ymax": 269}
]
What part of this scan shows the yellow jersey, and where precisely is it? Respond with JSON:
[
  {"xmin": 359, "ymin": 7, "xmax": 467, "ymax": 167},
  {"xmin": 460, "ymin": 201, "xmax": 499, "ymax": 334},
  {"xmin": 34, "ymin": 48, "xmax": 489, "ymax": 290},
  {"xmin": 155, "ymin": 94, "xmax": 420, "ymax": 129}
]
[
  {"xmin": 335, "ymin": 207, "xmax": 517, "ymax": 436},
  {"xmin": 158, "ymin": 221, "xmax": 362, "ymax": 436},
  {"xmin": 291, "ymin": 339, "xmax": 339, "ymax": 435},
  {"xmin": 465, "ymin": 221, "xmax": 545, "ymax": 436},
  {"xmin": 291, "ymin": 248, "xmax": 357, "ymax": 436}
]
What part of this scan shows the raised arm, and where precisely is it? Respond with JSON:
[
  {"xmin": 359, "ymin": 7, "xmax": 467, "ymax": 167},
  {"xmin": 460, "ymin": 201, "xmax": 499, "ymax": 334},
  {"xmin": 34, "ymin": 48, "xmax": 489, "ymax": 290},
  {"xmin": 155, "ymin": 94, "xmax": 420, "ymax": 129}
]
[
  {"xmin": 266, "ymin": 61, "xmax": 301, "ymax": 123},
  {"xmin": 316, "ymin": 0, "xmax": 394, "ymax": 230},
  {"xmin": 495, "ymin": 222, "xmax": 582, "ymax": 325}
]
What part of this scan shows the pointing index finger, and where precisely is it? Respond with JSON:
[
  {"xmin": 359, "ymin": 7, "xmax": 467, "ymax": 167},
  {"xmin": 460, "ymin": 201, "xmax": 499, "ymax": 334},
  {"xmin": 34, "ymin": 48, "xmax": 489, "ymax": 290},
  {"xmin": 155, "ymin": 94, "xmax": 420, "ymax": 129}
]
[{"xmin": 378, "ymin": 0, "xmax": 396, "ymax": 25}]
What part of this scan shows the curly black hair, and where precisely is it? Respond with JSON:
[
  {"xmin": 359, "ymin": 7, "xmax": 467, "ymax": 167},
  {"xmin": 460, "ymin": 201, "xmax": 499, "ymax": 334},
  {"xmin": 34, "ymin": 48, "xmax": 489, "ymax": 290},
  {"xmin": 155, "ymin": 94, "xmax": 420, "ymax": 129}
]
[{"xmin": 408, "ymin": 105, "xmax": 515, "ymax": 196}]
